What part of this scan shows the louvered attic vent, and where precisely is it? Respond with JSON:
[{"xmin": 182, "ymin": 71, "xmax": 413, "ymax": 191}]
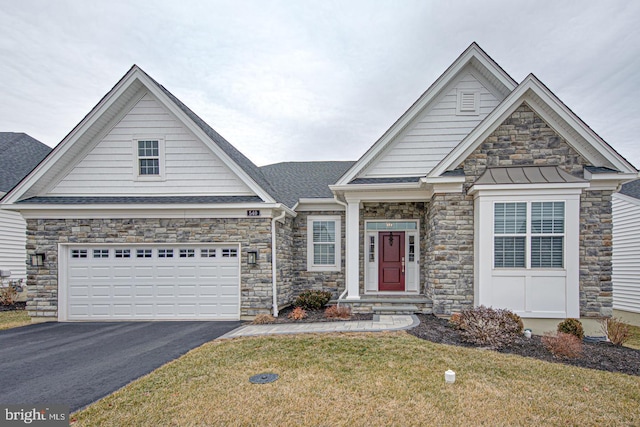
[{"xmin": 457, "ymin": 90, "xmax": 479, "ymax": 115}]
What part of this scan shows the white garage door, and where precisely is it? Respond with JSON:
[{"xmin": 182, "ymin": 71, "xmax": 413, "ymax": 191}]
[{"xmin": 61, "ymin": 244, "xmax": 240, "ymax": 321}]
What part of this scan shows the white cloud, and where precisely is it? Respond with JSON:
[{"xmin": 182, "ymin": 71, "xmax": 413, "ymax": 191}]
[{"xmin": 0, "ymin": 0, "xmax": 639, "ymax": 167}]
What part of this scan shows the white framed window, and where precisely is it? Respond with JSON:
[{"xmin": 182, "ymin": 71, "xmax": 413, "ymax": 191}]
[
  {"xmin": 134, "ymin": 138, "xmax": 165, "ymax": 181},
  {"xmin": 201, "ymin": 249, "xmax": 216, "ymax": 258},
  {"xmin": 115, "ymin": 249, "xmax": 131, "ymax": 258},
  {"xmin": 136, "ymin": 249, "xmax": 152, "ymax": 258},
  {"xmin": 93, "ymin": 249, "xmax": 109, "ymax": 259},
  {"xmin": 179, "ymin": 249, "xmax": 195, "ymax": 258},
  {"xmin": 307, "ymin": 215, "xmax": 341, "ymax": 272},
  {"xmin": 493, "ymin": 201, "xmax": 565, "ymax": 269},
  {"xmin": 71, "ymin": 249, "xmax": 87, "ymax": 259},
  {"xmin": 222, "ymin": 248, "xmax": 238, "ymax": 258},
  {"xmin": 158, "ymin": 249, "xmax": 174, "ymax": 258},
  {"xmin": 456, "ymin": 89, "xmax": 480, "ymax": 115}
]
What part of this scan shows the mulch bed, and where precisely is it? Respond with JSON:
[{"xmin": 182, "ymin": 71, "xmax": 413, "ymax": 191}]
[
  {"xmin": 0, "ymin": 302, "xmax": 26, "ymax": 312},
  {"xmin": 271, "ymin": 306, "xmax": 373, "ymax": 323},
  {"xmin": 408, "ymin": 314, "xmax": 640, "ymax": 377}
]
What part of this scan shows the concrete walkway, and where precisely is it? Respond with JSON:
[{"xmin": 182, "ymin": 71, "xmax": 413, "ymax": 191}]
[{"xmin": 220, "ymin": 314, "xmax": 419, "ymax": 339}]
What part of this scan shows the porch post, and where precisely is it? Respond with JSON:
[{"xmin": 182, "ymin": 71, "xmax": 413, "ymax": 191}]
[{"xmin": 345, "ymin": 198, "xmax": 360, "ymax": 300}]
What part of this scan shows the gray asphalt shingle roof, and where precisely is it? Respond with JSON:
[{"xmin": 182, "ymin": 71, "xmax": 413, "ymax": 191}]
[
  {"xmin": 619, "ymin": 179, "xmax": 640, "ymax": 199},
  {"xmin": 260, "ymin": 161, "xmax": 355, "ymax": 208},
  {"xmin": 0, "ymin": 133, "xmax": 51, "ymax": 193}
]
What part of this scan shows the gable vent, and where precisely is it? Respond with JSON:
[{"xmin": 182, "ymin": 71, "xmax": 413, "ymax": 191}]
[{"xmin": 457, "ymin": 90, "xmax": 479, "ymax": 115}]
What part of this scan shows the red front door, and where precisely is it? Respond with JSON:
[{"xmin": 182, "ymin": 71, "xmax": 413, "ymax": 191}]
[{"xmin": 378, "ymin": 231, "xmax": 405, "ymax": 291}]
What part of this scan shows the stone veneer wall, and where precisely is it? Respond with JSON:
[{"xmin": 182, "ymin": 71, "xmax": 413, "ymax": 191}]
[
  {"xmin": 276, "ymin": 216, "xmax": 294, "ymax": 310},
  {"xmin": 426, "ymin": 102, "xmax": 613, "ymax": 317},
  {"xmin": 291, "ymin": 211, "xmax": 345, "ymax": 299},
  {"xmin": 360, "ymin": 202, "xmax": 426, "ymax": 294},
  {"xmin": 424, "ymin": 194, "xmax": 474, "ymax": 315},
  {"xmin": 25, "ymin": 217, "xmax": 274, "ymax": 318}
]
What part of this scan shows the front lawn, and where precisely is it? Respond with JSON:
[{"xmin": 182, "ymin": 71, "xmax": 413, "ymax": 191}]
[
  {"xmin": 0, "ymin": 310, "xmax": 30, "ymax": 330},
  {"xmin": 627, "ymin": 324, "xmax": 640, "ymax": 350},
  {"xmin": 73, "ymin": 332, "xmax": 640, "ymax": 426}
]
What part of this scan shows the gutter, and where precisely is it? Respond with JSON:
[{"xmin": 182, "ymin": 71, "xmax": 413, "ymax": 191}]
[
  {"xmin": 333, "ymin": 194, "xmax": 349, "ymax": 304},
  {"xmin": 271, "ymin": 209, "xmax": 287, "ymax": 317}
]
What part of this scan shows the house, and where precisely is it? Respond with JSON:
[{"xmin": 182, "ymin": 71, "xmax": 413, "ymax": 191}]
[
  {"xmin": 1, "ymin": 43, "xmax": 637, "ymax": 331},
  {"xmin": 0, "ymin": 133, "xmax": 51, "ymax": 297},
  {"xmin": 612, "ymin": 179, "xmax": 640, "ymax": 326}
]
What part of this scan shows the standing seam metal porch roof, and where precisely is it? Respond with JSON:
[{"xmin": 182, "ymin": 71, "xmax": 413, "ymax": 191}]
[{"xmin": 474, "ymin": 166, "xmax": 587, "ymax": 185}]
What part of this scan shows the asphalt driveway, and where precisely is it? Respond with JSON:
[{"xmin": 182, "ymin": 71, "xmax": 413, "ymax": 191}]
[{"xmin": 0, "ymin": 321, "xmax": 241, "ymax": 412}]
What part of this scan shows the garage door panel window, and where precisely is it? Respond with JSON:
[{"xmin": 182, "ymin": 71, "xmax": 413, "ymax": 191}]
[
  {"xmin": 158, "ymin": 249, "xmax": 174, "ymax": 258},
  {"xmin": 222, "ymin": 248, "xmax": 238, "ymax": 258},
  {"xmin": 201, "ymin": 249, "xmax": 216, "ymax": 257},
  {"xmin": 115, "ymin": 249, "xmax": 131, "ymax": 258},
  {"xmin": 137, "ymin": 249, "xmax": 152, "ymax": 258},
  {"xmin": 71, "ymin": 249, "xmax": 87, "ymax": 258},
  {"xmin": 93, "ymin": 249, "xmax": 109, "ymax": 258},
  {"xmin": 180, "ymin": 249, "xmax": 195, "ymax": 258}
]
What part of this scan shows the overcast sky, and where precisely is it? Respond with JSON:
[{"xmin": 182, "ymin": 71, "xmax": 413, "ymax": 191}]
[{"xmin": 0, "ymin": 1, "xmax": 638, "ymax": 168}]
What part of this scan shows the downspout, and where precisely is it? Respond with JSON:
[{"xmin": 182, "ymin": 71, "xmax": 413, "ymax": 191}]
[
  {"xmin": 271, "ymin": 209, "xmax": 287, "ymax": 317},
  {"xmin": 333, "ymin": 195, "xmax": 349, "ymax": 304}
]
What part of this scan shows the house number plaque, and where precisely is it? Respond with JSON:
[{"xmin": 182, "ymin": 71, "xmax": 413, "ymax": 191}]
[{"xmin": 247, "ymin": 210, "xmax": 261, "ymax": 217}]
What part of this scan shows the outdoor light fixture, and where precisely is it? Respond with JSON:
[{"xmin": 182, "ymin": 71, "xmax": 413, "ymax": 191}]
[
  {"xmin": 30, "ymin": 253, "xmax": 45, "ymax": 267},
  {"xmin": 247, "ymin": 250, "xmax": 258, "ymax": 265}
]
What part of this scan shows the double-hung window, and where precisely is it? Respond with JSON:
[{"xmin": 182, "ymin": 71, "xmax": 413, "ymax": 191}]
[
  {"xmin": 307, "ymin": 215, "xmax": 341, "ymax": 271},
  {"xmin": 494, "ymin": 201, "xmax": 565, "ymax": 269},
  {"xmin": 134, "ymin": 138, "xmax": 164, "ymax": 180}
]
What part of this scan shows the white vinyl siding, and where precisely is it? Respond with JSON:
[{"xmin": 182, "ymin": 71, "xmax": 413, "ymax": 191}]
[
  {"xmin": 361, "ymin": 70, "xmax": 501, "ymax": 178},
  {"xmin": 612, "ymin": 193, "xmax": 640, "ymax": 314},
  {"xmin": 307, "ymin": 215, "xmax": 341, "ymax": 272},
  {"xmin": 0, "ymin": 209, "xmax": 27, "ymax": 280},
  {"xmin": 48, "ymin": 92, "xmax": 254, "ymax": 196}
]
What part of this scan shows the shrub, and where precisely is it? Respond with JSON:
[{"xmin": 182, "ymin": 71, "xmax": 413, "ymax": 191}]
[
  {"xmin": 252, "ymin": 314, "xmax": 275, "ymax": 324},
  {"xmin": 601, "ymin": 317, "xmax": 631, "ymax": 346},
  {"xmin": 454, "ymin": 305, "xmax": 523, "ymax": 349},
  {"xmin": 507, "ymin": 311, "xmax": 524, "ymax": 335},
  {"xmin": 294, "ymin": 290, "xmax": 332, "ymax": 310},
  {"xmin": 448, "ymin": 312, "xmax": 462, "ymax": 329},
  {"xmin": 542, "ymin": 332, "xmax": 583, "ymax": 359},
  {"xmin": 324, "ymin": 305, "xmax": 351, "ymax": 320},
  {"xmin": 288, "ymin": 307, "xmax": 307, "ymax": 320},
  {"xmin": 0, "ymin": 284, "xmax": 19, "ymax": 306},
  {"xmin": 557, "ymin": 318, "xmax": 584, "ymax": 340}
]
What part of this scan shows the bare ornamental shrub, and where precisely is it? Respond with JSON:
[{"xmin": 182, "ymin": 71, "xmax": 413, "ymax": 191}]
[
  {"xmin": 252, "ymin": 314, "xmax": 276, "ymax": 325},
  {"xmin": 601, "ymin": 317, "xmax": 631, "ymax": 346},
  {"xmin": 0, "ymin": 284, "xmax": 19, "ymax": 306},
  {"xmin": 542, "ymin": 332, "xmax": 583, "ymax": 359},
  {"xmin": 557, "ymin": 318, "xmax": 584, "ymax": 340},
  {"xmin": 324, "ymin": 305, "xmax": 351, "ymax": 320},
  {"xmin": 288, "ymin": 307, "xmax": 308, "ymax": 321},
  {"xmin": 453, "ymin": 305, "xmax": 524, "ymax": 349}
]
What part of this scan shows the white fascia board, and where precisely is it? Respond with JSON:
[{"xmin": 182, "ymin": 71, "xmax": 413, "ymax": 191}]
[
  {"xmin": 329, "ymin": 182, "xmax": 421, "ymax": 192},
  {"xmin": 468, "ymin": 182, "xmax": 589, "ymax": 197},
  {"xmin": 294, "ymin": 198, "xmax": 346, "ymax": 212},
  {"xmin": 137, "ymin": 75, "xmax": 276, "ymax": 204},
  {"xmin": 342, "ymin": 189, "xmax": 433, "ymax": 203},
  {"xmin": 583, "ymin": 170, "xmax": 638, "ymax": 181},
  {"xmin": 429, "ymin": 75, "xmax": 638, "ymax": 178},
  {"xmin": 421, "ymin": 176, "xmax": 466, "ymax": 184},
  {"xmin": 12, "ymin": 202, "xmax": 295, "ymax": 219},
  {"xmin": 336, "ymin": 44, "xmax": 517, "ymax": 186}
]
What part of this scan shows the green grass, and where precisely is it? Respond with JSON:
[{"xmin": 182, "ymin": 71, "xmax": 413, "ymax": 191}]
[
  {"xmin": 0, "ymin": 310, "xmax": 30, "ymax": 330},
  {"xmin": 73, "ymin": 332, "xmax": 640, "ymax": 426}
]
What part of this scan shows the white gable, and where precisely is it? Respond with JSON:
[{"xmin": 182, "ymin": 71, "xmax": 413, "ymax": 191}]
[
  {"xmin": 361, "ymin": 69, "xmax": 501, "ymax": 178},
  {"xmin": 47, "ymin": 92, "xmax": 254, "ymax": 196}
]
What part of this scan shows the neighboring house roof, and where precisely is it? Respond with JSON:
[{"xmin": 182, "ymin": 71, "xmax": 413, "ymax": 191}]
[
  {"xmin": 619, "ymin": 179, "xmax": 640, "ymax": 199},
  {"xmin": 260, "ymin": 161, "xmax": 355, "ymax": 208},
  {"xmin": 0, "ymin": 133, "xmax": 51, "ymax": 193},
  {"xmin": 474, "ymin": 166, "xmax": 586, "ymax": 186},
  {"xmin": 17, "ymin": 196, "xmax": 262, "ymax": 204}
]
